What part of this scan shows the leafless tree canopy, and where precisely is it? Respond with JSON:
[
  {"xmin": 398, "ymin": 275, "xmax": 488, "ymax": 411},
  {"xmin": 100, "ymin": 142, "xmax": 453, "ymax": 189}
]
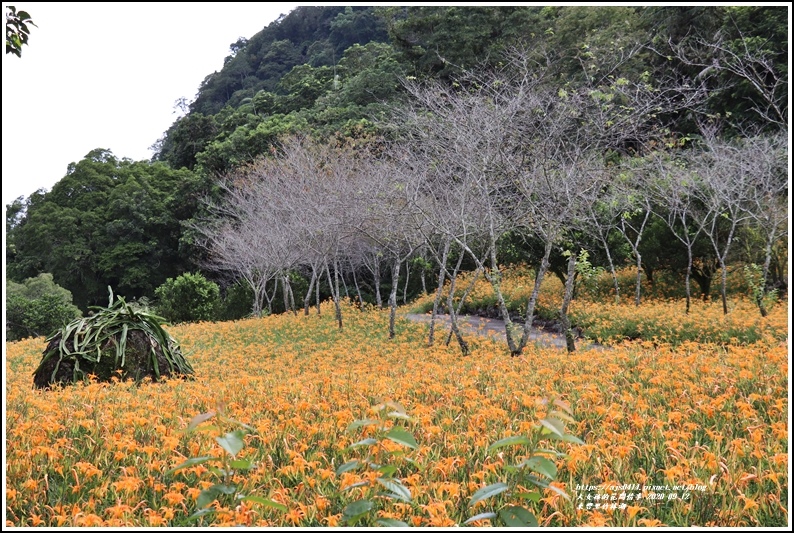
[{"xmin": 195, "ymin": 47, "xmax": 787, "ymax": 351}]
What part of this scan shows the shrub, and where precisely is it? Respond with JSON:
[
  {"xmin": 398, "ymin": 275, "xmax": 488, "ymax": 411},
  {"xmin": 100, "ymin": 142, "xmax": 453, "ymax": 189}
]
[
  {"xmin": 5, "ymin": 273, "xmax": 82, "ymax": 341},
  {"xmin": 155, "ymin": 272, "xmax": 220, "ymax": 324}
]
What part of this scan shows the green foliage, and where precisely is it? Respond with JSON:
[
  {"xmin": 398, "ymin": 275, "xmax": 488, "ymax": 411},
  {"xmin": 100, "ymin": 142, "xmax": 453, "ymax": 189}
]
[
  {"xmin": 336, "ymin": 400, "xmax": 418, "ymax": 527},
  {"xmin": 32, "ymin": 287, "xmax": 194, "ymax": 388},
  {"xmin": 6, "ymin": 150, "xmax": 199, "ymax": 309},
  {"xmin": 5, "ymin": 5, "xmax": 36, "ymax": 57},
  {"xmin": 216, "ymin": 281, "xmax": 257, "ymax": 321},
  {"xmin": 568, "ymin": 249, "xmax": 605, "ymax": 299},
  {"xmin": 5, "ymin": 273, "xmax": 82, "ymax": 341},
  {"xmin": 166, "ymin": 407, "xmax": 286, "ymax": 523},
  {"xmin": 742, "ymin": 263, "xmax": 778, "ymax": 316},
  {"xmin": 187, "ymin": 6, "xmax": 388, "ymax": 117},
  {"xmin": 155, "ymin": 272, "xmax": 220, "ymax": 324},
  {"xmin": 466, "ymin": 397, "xmax": 583, "ymax": 527}
]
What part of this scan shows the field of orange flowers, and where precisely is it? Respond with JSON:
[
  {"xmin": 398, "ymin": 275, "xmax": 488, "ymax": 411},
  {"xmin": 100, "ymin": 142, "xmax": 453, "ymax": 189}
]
[{"xmin": 5, "ymin": 279, "xmax": 790, "ymax": 526}]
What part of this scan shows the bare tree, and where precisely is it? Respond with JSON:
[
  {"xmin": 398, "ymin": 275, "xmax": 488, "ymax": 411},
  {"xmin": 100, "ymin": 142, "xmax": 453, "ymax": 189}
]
[
  {"xmin": 686, "ymin": 124, "xmax": 762, "ymax": 314},
  {"xmin": 734, "ymin": 133, "xmax": 787, "ymax": 315},
  {"xmin": 666, "ymin": 30, "xmax": 787, "ymax": 128},
  {"xmin": 645, "ymin": 150, "xmax": 706, "ymax": 313}
]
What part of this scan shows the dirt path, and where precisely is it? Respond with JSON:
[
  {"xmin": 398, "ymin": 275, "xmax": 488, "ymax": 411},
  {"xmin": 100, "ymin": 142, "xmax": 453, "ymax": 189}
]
[{"xmin": 403, "ymin": 313, "xmax": 605, "ymax": 351}]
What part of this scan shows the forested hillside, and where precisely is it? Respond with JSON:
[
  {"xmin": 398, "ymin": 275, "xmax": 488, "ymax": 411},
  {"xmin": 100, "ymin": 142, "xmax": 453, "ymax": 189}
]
[{"xmin": 5, "ymin": 5, "xmax": 788, "ymax": 336}]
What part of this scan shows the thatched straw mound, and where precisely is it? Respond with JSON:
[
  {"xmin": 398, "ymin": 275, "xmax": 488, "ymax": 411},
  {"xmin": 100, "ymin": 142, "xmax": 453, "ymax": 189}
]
[{"xmin": 33, "ymin": 289, "xmax": 194, "ymax": 389}]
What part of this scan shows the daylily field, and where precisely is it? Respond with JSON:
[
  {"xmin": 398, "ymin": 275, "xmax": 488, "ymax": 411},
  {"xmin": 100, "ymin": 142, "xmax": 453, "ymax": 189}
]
[{"xmin": 4, "ymin": 271, "xmax": 789, "ymax": 527}]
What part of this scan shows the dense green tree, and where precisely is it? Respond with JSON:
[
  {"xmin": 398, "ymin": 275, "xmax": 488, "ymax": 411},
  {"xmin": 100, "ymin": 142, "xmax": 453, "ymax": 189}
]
[
  {"xmin": 152, "ymin": 112, "xmax": 219, "ymax": 171},
  {"xmin": 6, "ymin": 273, "xmax": 81, "ymax": 341},
  {"xmin": 6, "ymin": 150, "xmax": 198, "ymax": 309}
]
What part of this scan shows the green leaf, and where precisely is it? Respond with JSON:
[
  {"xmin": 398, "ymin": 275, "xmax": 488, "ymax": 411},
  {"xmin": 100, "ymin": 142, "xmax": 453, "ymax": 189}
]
[
  {"xmin": 211, "ymin": 483, "xmax": 238, "ymax": 495},
  {"xmin": 464, "ymin": 512, "xmax": 497, "ymax": 525},
  {"xmin": 348, "ymin": 438, "xmax": 378, "ymax": 449},
  {"xmin": 187, "ymin": 508, "xmax": 216, "ymax": 521},
  {"xmin": 377, "ymin": 464, "xmax": 397, "ymax": 477},
  {"xmin": 336, "ymin": 459, "xmax": 361, "ymax": 476},
  {"xmin": 488, "ymin": 435, "xmax": 533, "ymax": 451},
  {"xmin": 376, "ymin": 518, "xmax": 410, "ymax": 527},
  {"xmin": 215, "ymin": 430, "xmax": 245, "ymax": 457},
  {"xmin": 533, "ymin": 448, "xmax": 567, "ymax": 457},
  {"xmin": 548, "ymin": 410, "xmax": 575, "ymax": 424},
  {"xmin": 514, "ymin": 490, "xmax": 543, "ymax": 503},
  {"xmin": 342, "ymin": 481, "xmax": 370, "ymax": 492},
  {"xmin": 229, "ymin": 459, "xmax": 253, "ymax": 470},
  {"xmin": 499, "ymin": 506, "xmax": 538, "ymax": 527},
  {"xmin": 376, "ymin": 478, "xmax": 411, "ymax": 502},
  {"xmin": 165, "ymin": 455, "xmax": 214, "ymax": 475},
  {"xmin": 347, "ymin": 419, "xmax": 380, "ymax": 431},
  {"xmin": 343, "ymin": 499, "xmax": 374, "ymax": 525},
  {"xmin": 546, "ymin": 432, "xmax": 585, "ymax": 445},
  {"xmin": 468, "ymin": 482, "xmax": 509, "ymax": 508},
  {"xmin": 387, "ymin": 411, "xmax": 413, "ymax": 421},
  {"xmin": 518, "ymin": 456, "xmax": 557, "ymax": 479},
  {"xmin": 539, "ymin": 417, "xmax": 565, "ymax": 437},
  {"xmin": 240, "ymin": 495, "xmax": 287, "ymax": 512},
  {"xmin": 384, "ymin": 426, "xmax": 418, "ymax": 449},
  {"xmin": 544, "ymin": 482, "xmax": 572, "ymax": 501},
  {"xmin": 197, "ymin": 487, "xmax": 220, "ymax": 509}
]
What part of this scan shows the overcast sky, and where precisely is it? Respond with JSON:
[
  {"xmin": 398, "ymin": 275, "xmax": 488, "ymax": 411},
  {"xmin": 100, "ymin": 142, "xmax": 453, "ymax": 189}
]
[{"xmin": 2, "ymin": 2, "xmax": 301, "ymax": 207}]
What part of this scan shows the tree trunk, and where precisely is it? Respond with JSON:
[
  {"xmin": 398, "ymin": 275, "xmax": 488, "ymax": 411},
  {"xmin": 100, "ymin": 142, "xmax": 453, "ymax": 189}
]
[
  {"xmin": 719, "ymin": 257, "xmax": 728, "ymax": 315},
  {"xmin": 316, "ymin": 265, "xmax": 321, "ymax": 315},
  {"xmin": 388, "ymin": 258, "xmax": 401, "ymax": 339},
  {"xmin": 402, "ymin": 262, "xmax": 411, "ymax": 304},
  {"xmin": 351, "ymin": 263, "xmax": 364, "ymax": 311},
  {"xmin": 517, "ymin": 240, "xmax": 553, "ymax": 356},
  {"xmin": 559, "ymin": 252, "xmax": 578, "ymax": 353},
  {"xmin": 326, "ymin": 261, "xmax": 342, "ymax": 329},
  {"xmin": 442, "ymin": 251, "xmax": 469, "ymax": 355},
  {"xmin": 445, "ymin": 267, "xmax": 483, "ymax": 346},
  {"xmin": 634, "ymin": 252, "xmax": 643, "ymax": 307},
  {"xmin": 684, "ymin": 247, "xmax": 693, "ymax": 315},
  {"xmin": 373, "ymin": 255, "xmax": 383, "ymax": 308},
  {"xmin": 287, "ymin": 275, "xmax": 296, "ymax": 315},
  {"xmin": 265, "ymin": 277, "xmax": 278, "ymax": 315},
  {"xmin": 484, "ymin": 244, "xmax": 520, "ymax": 355},
  {"xmin": 304, "ymin": 268, "xmax": 317, "ymax": 316},
  {"xmin": 282, "ymin": 274, "xmax": 293, "ymax": 316},
  {"xmin": 429, "ymin": 240, "xmax": 450, "ymax": 346}
]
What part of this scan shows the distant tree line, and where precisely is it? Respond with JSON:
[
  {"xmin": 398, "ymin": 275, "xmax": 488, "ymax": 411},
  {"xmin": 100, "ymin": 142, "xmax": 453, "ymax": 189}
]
[{"xmin": 5, "ymin": 6, "xmax": 787, "ymax": 341}]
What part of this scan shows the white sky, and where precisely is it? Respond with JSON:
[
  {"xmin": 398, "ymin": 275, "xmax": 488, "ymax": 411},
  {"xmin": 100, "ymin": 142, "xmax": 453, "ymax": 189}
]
[{"xmin": 2, "ymin": 2, "xmax": 301, "ymax": 207}]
